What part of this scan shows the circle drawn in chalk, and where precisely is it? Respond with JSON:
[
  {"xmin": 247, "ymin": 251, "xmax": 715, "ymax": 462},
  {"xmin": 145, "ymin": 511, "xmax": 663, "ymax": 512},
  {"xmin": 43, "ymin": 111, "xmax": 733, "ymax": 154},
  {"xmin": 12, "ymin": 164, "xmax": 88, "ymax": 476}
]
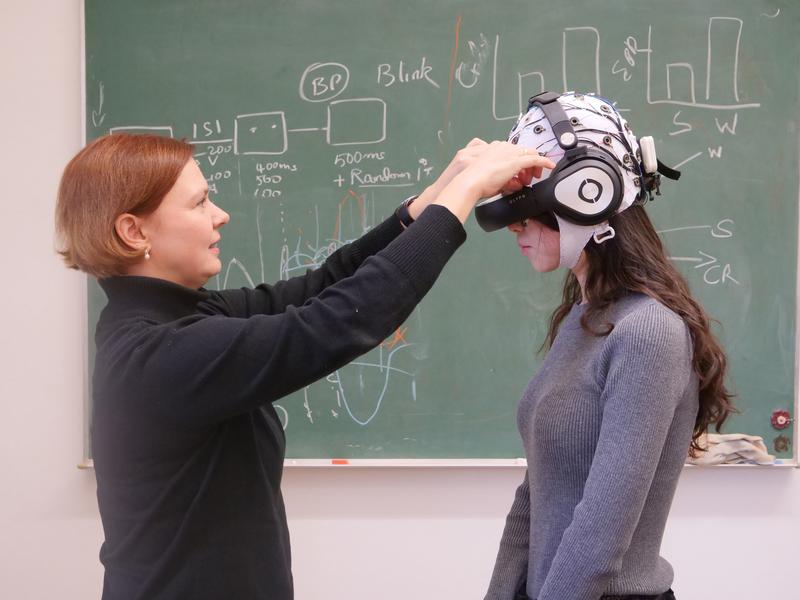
[{"xmin": 299, "ymin": 63, "xmax": 350, "ymax": 103}]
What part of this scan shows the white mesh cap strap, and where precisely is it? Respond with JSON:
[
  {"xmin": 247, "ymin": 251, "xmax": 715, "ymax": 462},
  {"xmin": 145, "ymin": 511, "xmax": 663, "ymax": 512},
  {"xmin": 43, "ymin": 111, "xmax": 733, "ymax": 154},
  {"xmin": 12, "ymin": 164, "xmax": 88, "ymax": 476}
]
[
  {"xmin": 556, "ymin": 216, "xmax": 616, "ymax": 268},
  {"xmin": 556, "ymin": 216, "xmax": 596, "ymax": 268}
]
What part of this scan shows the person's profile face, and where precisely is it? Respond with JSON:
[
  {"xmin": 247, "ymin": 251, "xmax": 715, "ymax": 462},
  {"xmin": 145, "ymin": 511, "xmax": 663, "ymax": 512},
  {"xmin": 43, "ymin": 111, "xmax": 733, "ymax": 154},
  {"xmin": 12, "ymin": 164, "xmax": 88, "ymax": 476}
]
[
  {"xmin": 139, "ymin": 160, "xmax": 230, "ymax": 289},
  {"xmin": 507, "ymin": 218, "xmax": 560, "ymax": 273}
]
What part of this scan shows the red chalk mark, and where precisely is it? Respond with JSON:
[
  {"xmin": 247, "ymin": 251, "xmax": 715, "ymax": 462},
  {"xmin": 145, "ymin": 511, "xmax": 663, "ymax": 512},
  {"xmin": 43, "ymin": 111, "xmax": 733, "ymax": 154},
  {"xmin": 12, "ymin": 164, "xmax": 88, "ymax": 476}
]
[
  {"xmin": 443, "ymin": 13, "xmax": 463, "ymax": 137},
  {"xmin": 382, "ymin": 326, "xmax": 408, "ymax": 350},
  {"xmin": 332, "ymin": 189, "xmax": 366, "ymax": 242}
]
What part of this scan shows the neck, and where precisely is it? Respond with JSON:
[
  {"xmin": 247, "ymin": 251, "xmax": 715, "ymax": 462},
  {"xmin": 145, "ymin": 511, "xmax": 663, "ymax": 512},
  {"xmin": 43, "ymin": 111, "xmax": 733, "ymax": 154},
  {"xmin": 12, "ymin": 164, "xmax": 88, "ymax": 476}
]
[
  {"xmin": 571, "ymin": 252, "xmax": 588, "ymax": 304},
  {"xmin": 125, "ymin": 260, "xmax": 202, "ymax": 290}
]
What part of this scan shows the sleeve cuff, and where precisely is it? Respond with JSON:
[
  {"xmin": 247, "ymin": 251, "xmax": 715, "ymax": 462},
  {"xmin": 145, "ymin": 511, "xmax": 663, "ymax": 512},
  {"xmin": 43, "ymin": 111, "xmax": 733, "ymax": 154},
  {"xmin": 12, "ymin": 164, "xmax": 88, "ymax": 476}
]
[
  {"xmin": 348, "ymin": 212, "xmax": 405, "ymax": 263},
  {"xmin": 377, "ymin": 204, "xmax": 467, "ymax": 296}
]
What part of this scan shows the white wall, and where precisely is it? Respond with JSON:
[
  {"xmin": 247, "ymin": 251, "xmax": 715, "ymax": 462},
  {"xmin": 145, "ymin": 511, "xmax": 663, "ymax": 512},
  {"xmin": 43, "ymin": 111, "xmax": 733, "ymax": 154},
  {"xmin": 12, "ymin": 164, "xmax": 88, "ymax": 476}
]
[{"xmin": 2, "ymin": 2, "xmax": 798, "ymax": 599}]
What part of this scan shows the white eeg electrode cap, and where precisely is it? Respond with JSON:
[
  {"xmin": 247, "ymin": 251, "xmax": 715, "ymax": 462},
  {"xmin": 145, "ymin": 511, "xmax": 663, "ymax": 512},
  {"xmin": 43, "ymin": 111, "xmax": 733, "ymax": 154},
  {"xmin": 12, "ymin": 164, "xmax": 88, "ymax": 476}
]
[{"xmin": 507, "ymin": 92, "xmax": 645, "ymax": 268}]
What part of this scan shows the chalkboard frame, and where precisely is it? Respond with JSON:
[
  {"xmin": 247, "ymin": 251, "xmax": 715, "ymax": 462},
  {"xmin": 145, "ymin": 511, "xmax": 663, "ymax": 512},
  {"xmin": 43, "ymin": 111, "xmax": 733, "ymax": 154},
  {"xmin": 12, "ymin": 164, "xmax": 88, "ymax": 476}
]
[{"xmin": 77, "ymin": 0, "xmax": 800, "ymax": 468}]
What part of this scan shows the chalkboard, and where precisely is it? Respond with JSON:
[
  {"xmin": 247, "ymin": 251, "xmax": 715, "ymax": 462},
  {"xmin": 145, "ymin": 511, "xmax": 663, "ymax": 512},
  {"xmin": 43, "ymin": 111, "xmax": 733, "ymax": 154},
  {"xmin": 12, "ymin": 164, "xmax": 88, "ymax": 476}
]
[{"xmin": 83, "ymin": 0, "xmax": 798, "ymax": 462}]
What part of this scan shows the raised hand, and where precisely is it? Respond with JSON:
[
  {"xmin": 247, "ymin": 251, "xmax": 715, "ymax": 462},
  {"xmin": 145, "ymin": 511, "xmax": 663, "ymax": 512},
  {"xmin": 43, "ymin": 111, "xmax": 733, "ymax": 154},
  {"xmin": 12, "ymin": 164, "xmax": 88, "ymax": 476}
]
[
  {"xmin": 432, "ymin": 142, "xmax": 555, "ymax": 223},
  {"xmin": 410, "ymin": 138, "xmax": 490, "ymax": 219}
]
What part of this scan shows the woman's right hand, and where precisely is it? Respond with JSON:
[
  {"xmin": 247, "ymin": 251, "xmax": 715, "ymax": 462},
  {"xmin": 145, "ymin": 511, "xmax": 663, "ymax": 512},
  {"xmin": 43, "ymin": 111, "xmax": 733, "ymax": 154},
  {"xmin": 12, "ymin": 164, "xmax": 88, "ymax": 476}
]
[{"xmin": 432, "ymin": 141, "xmax": 556, "ymax": 223}]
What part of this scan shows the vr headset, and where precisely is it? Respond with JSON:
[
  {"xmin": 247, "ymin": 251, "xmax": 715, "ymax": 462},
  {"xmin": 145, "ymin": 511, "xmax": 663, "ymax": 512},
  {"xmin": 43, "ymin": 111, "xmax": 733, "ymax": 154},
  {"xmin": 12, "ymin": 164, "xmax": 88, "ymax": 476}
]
[{"xmin": 474, "ymin": 91, "xmax": 681, "ymax": 232}]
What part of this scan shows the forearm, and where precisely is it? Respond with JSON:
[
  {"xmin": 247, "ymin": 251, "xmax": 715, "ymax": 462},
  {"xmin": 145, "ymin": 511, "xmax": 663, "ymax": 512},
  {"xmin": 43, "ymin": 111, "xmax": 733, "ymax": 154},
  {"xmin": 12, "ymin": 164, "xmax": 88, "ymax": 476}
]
[
  {"xmin": 408, "ymin": 174, "xmax": 482, "ymax": 225},
  {"xmin": 206, "ymin": 212, "xmax": 405, "ymax": 316},
  {"xmin": 149, "ymin": 206, "xmax": 466, "ymax": 427}
]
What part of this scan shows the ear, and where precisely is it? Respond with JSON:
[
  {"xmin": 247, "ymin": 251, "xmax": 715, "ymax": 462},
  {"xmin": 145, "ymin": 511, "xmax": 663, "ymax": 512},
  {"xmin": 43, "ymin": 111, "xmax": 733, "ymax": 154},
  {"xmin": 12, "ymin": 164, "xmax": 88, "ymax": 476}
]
[{"xmin": 114, "ymin": 213, "xmax": 148, "ymax": 252}]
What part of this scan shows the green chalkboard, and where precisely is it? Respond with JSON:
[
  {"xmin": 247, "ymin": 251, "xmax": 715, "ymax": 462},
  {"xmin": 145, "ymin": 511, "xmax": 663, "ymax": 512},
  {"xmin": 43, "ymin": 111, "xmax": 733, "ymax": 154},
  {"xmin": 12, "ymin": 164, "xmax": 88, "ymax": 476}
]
[{"xmin": 84, "ymin": 0, "xmax": 798, "ymax": 461}]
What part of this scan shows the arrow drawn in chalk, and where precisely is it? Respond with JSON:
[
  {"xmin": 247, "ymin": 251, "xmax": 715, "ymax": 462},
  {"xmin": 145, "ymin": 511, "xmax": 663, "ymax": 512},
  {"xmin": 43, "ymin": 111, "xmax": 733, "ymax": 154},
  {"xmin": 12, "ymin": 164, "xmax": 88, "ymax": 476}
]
[{"xmin": 91, "ymin": 82, "xmax": 106, "ymax": 127}]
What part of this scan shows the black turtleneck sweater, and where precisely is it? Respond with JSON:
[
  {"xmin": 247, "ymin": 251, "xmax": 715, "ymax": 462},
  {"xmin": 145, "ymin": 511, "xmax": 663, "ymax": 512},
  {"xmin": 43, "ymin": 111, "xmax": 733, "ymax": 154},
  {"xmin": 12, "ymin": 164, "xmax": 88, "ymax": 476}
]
[{"xmin": 91, "ymin": 206, "xmax": 466, "ymax": 600}]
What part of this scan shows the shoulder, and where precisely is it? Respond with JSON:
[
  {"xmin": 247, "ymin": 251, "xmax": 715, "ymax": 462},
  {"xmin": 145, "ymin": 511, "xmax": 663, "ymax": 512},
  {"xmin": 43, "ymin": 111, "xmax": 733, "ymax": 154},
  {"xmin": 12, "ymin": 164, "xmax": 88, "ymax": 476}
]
[
  {"xmin": 615, "ymin": 295, "xmax": 685, "ymax": 330},
  {"xmin": 607, "ymin": 295, "xmax": 692, "ymax": 358}
]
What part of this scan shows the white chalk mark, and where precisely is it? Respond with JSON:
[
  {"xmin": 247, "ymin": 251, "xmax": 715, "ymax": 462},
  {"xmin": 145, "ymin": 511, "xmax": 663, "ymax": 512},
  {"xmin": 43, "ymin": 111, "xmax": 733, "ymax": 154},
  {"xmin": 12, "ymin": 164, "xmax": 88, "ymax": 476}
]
[
  {"xmin": 110, "ymin": 125, "xmax": 174, "ymax": 137},
  {"xmin": 299, "ymin": 62, "xmax": 350, "ymax": 103},
  {"xmin": 563, "ymin": 27, "xmax": 601, "ymax": 94},
  {"xmin": 234, "ymin": 111, "xmax": 288, "ymax": 155},
  {"xmin": 222, "ymin": 258, "xmax": 256, "ymax": 288},
  {"xmin": 658, "ymin": 220, "xmax": 734, "ymax": 238},
  {"xmin": 302, "ymin": 388, "xmax": 313, "ymax": 424},
  {"xmin": 274, "ymin": 404, "xmax": 288, "ymax": 430},
  {"xmin": 645, "ymin": 25, "xmax": 760, "ymax": 109},
  {"xmin": 715, "ymin": 113, "xmax": 738, "ymax": 134},
  {"xmin": 326, "ymin": 98, "xmax": 387, "ymax": 146},
  {"xmin": 91, "ymin": 81, "xmax": 105, "ymax": 127},
  {"xmin": 669, "ymin": 111, "xmax": 693, "ymax": 136},
  {"xmin": 349, "ymin": 361, "xmax": 413, "ymax": 376},
  {"xmin": 357, "ymin": 183, "xmax": 415, "ymax": 188},
  {"xmin": 188, "ymin": 138, "xmax": 233, "ymax": 145},
  {"xmin": 491, "ymin": 35, "xmax": 518, "ymax": 121},
  {"xmin": 659, "ymin": 225, "xmax": 713, "ymax": 234},
  {"xmin": 518, "ymin": 71, "xmax": 545, "ymax": 113},
  {"xmin": 236, "ymin": 159, "xmax": 242, "ymax": 196},
  {"xmin": 256, "ymin": 203, "xmax": 265, "ymax": 283},
  {"xmin": 666, "ymin": 63, "xmax": 696, "ymax": 102},
  {"xmin": 706, "ymin": 17, "xmax": 743, "ymax": 102},
  {"xmin": 696, "ymin": 251, "xmax": 717, "ymax": 269},
  {"xmin": 335, "ymin": 344, "xmax": 416, "ymax": 426},
  {"xmin": 673, "ymin": 151, "xmax": 703, "ymax": 169}
]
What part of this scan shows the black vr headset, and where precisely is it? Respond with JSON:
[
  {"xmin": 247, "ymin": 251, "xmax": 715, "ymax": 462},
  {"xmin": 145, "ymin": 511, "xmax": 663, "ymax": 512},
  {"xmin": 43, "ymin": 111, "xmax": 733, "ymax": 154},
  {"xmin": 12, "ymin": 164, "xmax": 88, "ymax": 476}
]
[{"xmin": 474, "ymin": 91, "xmax": 680, "ymax": 232}]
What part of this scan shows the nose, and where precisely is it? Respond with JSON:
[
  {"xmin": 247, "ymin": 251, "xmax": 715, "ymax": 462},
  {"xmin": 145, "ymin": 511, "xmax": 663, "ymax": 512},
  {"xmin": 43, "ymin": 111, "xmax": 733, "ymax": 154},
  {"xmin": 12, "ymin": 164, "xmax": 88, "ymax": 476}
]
[{"xmin": 211, "ymin": 201, "xmax": 230, "ymax": 228}]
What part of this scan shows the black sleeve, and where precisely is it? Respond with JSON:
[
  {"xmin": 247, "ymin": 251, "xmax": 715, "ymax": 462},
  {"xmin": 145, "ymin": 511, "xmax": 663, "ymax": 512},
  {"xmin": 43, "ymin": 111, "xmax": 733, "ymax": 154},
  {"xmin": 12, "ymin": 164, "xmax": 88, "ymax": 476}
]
[
  {"xmin": 137, "ymin": 206, "xmax": 466, "ymax": 428},
  {"xmin": 202, "ymin": 212, "xmax": 404, "ymax": 317}
]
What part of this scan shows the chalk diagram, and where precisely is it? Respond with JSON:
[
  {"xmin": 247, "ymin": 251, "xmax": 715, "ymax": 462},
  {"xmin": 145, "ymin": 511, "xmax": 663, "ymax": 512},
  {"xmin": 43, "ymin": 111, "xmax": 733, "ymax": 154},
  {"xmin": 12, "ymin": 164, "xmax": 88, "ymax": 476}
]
[
  {"xmin": 96, "ymin": 14, "xmax": 775, "ymax": 428},
  {"xmin": 487, "ymin": 16, "xmax": 761, "ymax": 288},
  {"xmin": 275, "ymin": 190, "xmax": 420, "ymax": 429}
]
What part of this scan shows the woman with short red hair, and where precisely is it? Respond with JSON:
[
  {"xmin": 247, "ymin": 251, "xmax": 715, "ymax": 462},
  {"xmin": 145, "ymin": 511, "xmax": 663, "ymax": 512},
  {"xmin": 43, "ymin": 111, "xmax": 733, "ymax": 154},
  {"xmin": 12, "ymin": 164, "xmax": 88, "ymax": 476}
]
[{"xmin": 56, "ymin": 133, "xmax": 554, "ymax": 600}]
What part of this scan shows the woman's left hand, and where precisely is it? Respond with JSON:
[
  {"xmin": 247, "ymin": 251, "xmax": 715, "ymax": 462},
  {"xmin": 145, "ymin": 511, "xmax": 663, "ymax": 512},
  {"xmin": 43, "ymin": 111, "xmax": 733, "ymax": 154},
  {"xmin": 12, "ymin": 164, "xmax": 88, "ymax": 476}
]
[{"xmin": 409, "ymin": 138, "xmax": 490, "ymax": 219}]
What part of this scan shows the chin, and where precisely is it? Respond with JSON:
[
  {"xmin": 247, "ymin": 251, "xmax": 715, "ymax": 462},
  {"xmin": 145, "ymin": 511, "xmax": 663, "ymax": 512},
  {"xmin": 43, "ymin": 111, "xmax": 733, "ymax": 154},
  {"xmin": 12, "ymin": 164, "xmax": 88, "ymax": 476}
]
[
  {"xmin": 207, "ymin": 258, "xmax": 223, "ymax": 277},
  {"xmin": 531, "ymin": 259, "xmax": 560, "ymax": 273},
  {"xmin": 193, "ymin": 266, "xmax": 220, "ymax": 289}
]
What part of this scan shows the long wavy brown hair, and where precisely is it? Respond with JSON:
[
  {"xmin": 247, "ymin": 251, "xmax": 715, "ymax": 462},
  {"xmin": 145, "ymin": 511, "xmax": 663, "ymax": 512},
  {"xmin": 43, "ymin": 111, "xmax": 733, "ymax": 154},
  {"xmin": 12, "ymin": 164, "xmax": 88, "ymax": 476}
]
[{"xmin": 544, "ymin": 205, "xmax": 735, "ymax": 454}]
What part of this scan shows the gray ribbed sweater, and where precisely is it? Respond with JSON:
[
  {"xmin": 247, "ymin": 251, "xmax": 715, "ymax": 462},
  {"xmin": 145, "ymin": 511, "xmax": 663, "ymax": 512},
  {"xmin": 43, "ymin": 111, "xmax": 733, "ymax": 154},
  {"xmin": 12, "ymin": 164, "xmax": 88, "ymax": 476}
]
[{"xmin": 486, "ymin": 294, "xmax": 699, "ymax": 600}]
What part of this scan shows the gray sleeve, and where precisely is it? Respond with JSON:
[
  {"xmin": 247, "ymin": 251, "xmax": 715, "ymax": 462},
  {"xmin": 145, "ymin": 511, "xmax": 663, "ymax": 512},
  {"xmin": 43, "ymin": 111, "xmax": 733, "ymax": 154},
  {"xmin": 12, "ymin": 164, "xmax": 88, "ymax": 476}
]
[
  {"xmin": 485, "ymin": 471, "xmax": 531, "ymax": 600},
  {"xmin": 537, "ymin": 304, "xmax": 693, "ymax": 600}
]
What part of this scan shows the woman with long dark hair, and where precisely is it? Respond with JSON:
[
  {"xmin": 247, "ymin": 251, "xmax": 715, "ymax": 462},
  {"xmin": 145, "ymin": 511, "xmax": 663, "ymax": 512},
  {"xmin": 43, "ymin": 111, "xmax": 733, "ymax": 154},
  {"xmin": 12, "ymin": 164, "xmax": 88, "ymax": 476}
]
[{"xmin": 481, "ymin": 92, "xmax": 734, "ymax": 600}]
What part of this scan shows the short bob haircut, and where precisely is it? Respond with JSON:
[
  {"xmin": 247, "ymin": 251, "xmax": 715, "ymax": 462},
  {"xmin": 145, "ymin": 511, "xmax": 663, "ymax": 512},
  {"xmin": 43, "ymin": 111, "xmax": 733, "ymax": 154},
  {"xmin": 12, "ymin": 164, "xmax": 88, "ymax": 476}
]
[{"xmin": 55, "ymin": 133, "xmax": 194, "ymax": 279}]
